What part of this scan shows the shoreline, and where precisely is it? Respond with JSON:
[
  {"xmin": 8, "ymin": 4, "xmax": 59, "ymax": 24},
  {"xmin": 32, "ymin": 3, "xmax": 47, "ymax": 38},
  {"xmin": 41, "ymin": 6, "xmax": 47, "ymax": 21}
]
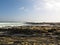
[{"xmin": 0, "ymin": 23, "xmax": 60, "ymax": 45}]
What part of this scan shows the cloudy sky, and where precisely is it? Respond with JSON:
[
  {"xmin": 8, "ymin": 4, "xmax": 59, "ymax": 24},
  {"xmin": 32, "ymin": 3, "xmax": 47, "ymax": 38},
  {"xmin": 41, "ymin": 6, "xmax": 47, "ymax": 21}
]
[{"xmin": 0, "ymin": 0, "xmax": 60, "ymax": 22}]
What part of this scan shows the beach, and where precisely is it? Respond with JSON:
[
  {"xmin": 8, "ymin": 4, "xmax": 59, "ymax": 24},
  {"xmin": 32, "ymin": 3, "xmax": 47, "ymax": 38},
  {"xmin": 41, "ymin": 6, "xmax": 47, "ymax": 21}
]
[{"xmin": 0, "ymin": 22, "xmax": 60, "ymax": 45}]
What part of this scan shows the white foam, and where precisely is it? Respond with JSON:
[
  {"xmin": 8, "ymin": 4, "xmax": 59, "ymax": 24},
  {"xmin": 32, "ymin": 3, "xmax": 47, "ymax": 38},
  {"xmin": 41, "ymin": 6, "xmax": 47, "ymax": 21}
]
[{"xmin": 0, "ymin": 22, "xmax": 25, "ymax": 27}]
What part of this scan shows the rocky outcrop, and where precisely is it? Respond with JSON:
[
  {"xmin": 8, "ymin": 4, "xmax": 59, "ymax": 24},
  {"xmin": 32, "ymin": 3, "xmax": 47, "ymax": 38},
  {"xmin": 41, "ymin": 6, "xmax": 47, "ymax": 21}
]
[{"xmin": 0, "ymin": 25, "xmax": 60, "ymax": 45}]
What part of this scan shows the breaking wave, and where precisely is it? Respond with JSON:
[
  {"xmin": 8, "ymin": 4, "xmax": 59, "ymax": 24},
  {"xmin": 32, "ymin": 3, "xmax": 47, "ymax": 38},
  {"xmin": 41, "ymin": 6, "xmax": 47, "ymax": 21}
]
[{"xmin": 0, "ymin": 21, "xmax": 26, "ymax": 27}]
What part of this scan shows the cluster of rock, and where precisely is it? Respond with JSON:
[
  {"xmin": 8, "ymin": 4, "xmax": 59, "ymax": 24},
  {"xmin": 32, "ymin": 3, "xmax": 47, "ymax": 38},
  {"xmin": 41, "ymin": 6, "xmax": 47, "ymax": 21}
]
[{"xmin": 0, "ymin": 23, "xmax": 60, "ymax": 45}]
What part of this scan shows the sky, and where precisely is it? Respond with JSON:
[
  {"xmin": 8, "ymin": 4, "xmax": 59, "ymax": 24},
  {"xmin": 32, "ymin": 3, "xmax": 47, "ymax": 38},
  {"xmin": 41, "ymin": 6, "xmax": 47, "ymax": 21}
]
[{"xmin": 0, "ymin": 0, "xmax": 60, "ymax": 22}]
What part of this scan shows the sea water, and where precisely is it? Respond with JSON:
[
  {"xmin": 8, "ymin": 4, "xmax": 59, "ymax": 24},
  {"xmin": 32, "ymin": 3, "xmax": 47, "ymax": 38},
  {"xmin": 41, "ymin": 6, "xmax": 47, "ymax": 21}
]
[
  {"xmin": 0, "ymin": 21, "xmax": 26, "ymax": 27},
  {"xmin": 0, "ymin": 21, "xmax": 53, "ymax": 28}
]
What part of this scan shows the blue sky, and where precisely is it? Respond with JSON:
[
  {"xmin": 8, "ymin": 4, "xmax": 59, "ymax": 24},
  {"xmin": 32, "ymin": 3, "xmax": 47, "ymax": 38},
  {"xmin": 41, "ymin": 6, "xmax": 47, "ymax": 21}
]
[{"xmin": 0, "ymin": 0, "xmax": 60, "ymax": 22}]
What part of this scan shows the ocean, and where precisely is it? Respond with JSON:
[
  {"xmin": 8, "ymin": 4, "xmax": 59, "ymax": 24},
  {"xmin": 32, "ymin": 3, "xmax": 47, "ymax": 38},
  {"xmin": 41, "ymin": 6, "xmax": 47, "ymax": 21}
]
[
  {"xmin": 0, "ymin": 21, "xmax": 26, "ymax": 27},
  {"xmin": 0, "ymin": 21, "xmax": 53, "ymax": 27}
]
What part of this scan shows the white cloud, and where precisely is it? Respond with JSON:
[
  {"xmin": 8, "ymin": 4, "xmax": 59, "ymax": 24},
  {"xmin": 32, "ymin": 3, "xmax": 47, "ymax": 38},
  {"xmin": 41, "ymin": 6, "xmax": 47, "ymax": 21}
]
[
  {"xmin": 44, "ymin": 0, "xmax": 60, "ymax": 10},
  {"xmin": 33, "ymin": 0, "xmax": 60, "ymax": 10},
  {"xmin": 19, "ymin": 7, "xmax": 25, "ymax": 10},
  {"xmin": 19, "ymin": 7, "xmax": 29, "ymax": 12},
  {"xmin": 30, "ymin": 0, "xmax": 60, "ymax": 22},
  {"xmin": 18, "ymin": 0, "xmax": 60, "ymax": 22},
  {"xmin": 33, "ymin": 5, "xmax": 41, "ymax": 10}
]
